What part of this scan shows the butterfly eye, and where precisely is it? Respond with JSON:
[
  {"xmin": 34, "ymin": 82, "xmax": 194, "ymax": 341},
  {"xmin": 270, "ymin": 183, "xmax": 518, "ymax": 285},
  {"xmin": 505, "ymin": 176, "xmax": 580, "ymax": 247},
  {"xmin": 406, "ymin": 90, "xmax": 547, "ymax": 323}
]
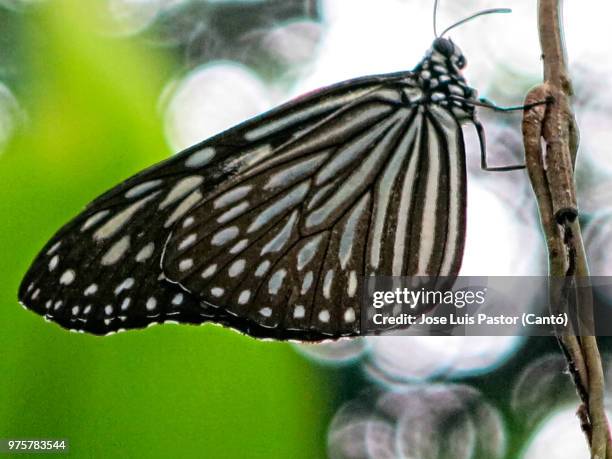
[
  {"xmin": 432, "ymin": 37, "xmax": 455, "ymax": 57},
  {"xmin": 456, "ymin": 55, "xmax": 467, "ymax": 69}
]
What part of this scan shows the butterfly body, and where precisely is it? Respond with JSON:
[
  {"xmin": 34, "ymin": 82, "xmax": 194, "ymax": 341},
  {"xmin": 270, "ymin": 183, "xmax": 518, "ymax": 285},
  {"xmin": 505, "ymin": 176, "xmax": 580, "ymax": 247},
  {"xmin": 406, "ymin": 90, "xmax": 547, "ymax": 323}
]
[{"xmin": 19, "ymin": 38, "xmax": 479, "ymax": 341}]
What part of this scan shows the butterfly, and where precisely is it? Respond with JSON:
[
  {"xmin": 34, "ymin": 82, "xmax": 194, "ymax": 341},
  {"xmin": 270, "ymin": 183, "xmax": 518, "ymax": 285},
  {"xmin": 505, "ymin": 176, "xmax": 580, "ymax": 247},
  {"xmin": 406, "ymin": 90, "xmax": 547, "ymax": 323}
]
[{"xmin": 18, "ymin": 5, "xmax": 541, "ymax": 341}]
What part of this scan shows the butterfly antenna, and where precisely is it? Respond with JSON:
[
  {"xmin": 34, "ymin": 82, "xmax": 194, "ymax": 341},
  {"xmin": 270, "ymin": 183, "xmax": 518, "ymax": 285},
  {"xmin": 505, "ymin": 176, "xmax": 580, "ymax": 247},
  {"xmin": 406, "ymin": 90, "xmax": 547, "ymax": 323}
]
[
  {"xmin": 440, "ymin": 7, "xmax": 511, "ymax": 37},
  {"xmin": 433, "ymin": 0, "xmax": 440, "ymax": 37}
]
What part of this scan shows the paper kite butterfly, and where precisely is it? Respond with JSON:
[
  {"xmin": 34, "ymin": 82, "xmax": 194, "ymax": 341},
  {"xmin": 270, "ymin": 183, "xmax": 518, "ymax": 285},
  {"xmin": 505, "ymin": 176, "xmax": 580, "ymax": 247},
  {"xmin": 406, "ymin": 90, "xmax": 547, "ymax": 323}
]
[{"xmin": 18, "ymin": 5, "xmax": 540, "ymax": 341}]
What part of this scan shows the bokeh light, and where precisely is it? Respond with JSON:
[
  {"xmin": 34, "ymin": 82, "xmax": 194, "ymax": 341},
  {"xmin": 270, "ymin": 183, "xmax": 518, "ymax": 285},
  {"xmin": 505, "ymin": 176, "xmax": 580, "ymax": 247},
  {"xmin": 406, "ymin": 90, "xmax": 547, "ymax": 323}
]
[
  {"xmin": 0, "ymin": 82, "xmax": 24, "ymax": 153},
  {"xmin": 328, "ymin": 384, "xmax": 506, "ymax": 459},
  {"xmin": 584, "ymin": 212, "xmax": 612, "ymax": 276},
  {"xmin": 511, "ymin": 354, "xmax": 578, "ymax": 431},
  {"xmin": 521, "ymin": 407, "xmax": 593, "ymax": 459},
  {"xmin": 162, "ymin": 62, "xmax": 271, "ymax": 151},
  {"xmin": 103, "ymin": 0, "xmax": 167, "ymax": 36}
]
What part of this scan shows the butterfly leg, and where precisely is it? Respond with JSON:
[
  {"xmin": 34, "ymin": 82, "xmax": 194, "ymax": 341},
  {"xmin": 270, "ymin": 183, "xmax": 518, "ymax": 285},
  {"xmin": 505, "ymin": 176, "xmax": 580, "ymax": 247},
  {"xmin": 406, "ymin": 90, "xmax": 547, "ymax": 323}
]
[
  {"xmin": 450, "ymin": 95, "xmax": 553, "ymax": 112},
  {"xmin": 475, "ymin": 96, "xmax": 553, "ymax": 112},
  {"xmin": 468, "ymin": 96, "xmax": 553, "ymax": 171},
  {"xmin": 474, "ymin": 119, "xmax": 525, "ymax": 172}
]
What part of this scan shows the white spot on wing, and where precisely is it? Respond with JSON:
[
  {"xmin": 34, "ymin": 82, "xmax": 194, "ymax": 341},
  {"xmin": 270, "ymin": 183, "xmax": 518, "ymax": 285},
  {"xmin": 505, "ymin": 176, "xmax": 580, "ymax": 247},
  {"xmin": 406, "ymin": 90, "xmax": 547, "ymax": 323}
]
[
  {"xmin": 217, "ymin": 201, "xmax": 249, "ymax": 224},
  {"xmin": 228, "ymin": 259, "xmax": 245, "ymax": 277},
  {"xmin": 159, "ymin": 176, "xmax": 204, "ymax": 209},
  {"xmin": 146, "ymin": 297, "xmax": 157, "ymax": 311},
  {"xmin": 125, "ymin": 179, "xmax": 163, "ymax": 199},
  {"xmin": 136, "ymin": 242, "xmax": 155, "ymax": 262},
  {"xmin": 202, "ymin": 264, "xmax": 217, "ymax": 278},
  {"xmin": 115, "ymin": 278, "xmax": 134, "ymax": 295},
  {"xmin": 230, "ymin": 239, "xmax": 249, "ymax": 254},
  {"xmin": 214, "ymin": 185, "xmax": 252, "ymax": 209},
  {"xmin": 49, "ymin": 255, "xmax": 59, "ymax": 271},
  {"xmin": 84, "ymin": 284, "xmax": 98, "ymax": 296},
  {"xmin": 293, "ymin": 305, "xmax": 305, "ymax": 319},
  {"xmin": 179, "ymin": 258, "xmax": 194, "ymax": 272},
  {"xmin": 261, "ymin": 210, "xmax": 298, "ymax": 255},
  {"xmin": 268, "ymin": 269, "xmax": 287, "ymax": 295},
  {"xmin": 185, "ymin": 147, "xmax": 214, "ymax": 168},
  {"xmin": 301, "ymin": 271, "xmax": 313, "ymax": 295},
  {"xmin": 94, "ymin": 193, "xmax": 159, "ymax": 241},
  {"xmin": 344, "ymin": 307, "xmax": 356, "ymax": 323},
  {"xmin": 318, "ymin": 310, "xmax": 330, "ymax": 323},
  {"xmin": 211, "ymin": 226, "xmax": 239, "ymax": 246},
  {"xmin": 259, "ymin": 307, "xmax": 272, "ymax": 318},
  {"xmin": 182, "ymin": 216, "xmax": 195, "ymax": 228},
  {"xmin": 247, "ymin": 182, "xmax": 309, "ymax": 233},
  {"xmin": 178, "ymin": 234, "xmax": 197, "ymax": 251},
  {"xmin": 238, "ymin": 290, "xmax": 251, "ymax": 305},
  {"xmin": 211, "ymin": 287, "xmax": 224, "ymax": 297},
  {"xmin": 172, "ymin": 293, "xmax": 183, "ymax": 305},
  {"xmin": 255, "ymin": 260, "xmax": 271, "ymax": 277},
  {"xmin": 164, "ymin": 190, "xmax": 203, "ymax": 228},
  {"xmin": 323, "ymin": 270, "xmax": 334, "ymax": 299},
  {"xmin": 263, "ymin": 153, "xmax": 328, "ymax": 190},
  {"xmin": 81, "ymin": 210, "xmax": 110, "ymax": 232},
  {"xmin": 339, "ymin": 194, "xmax": 369, "ymax": 269},
  {"xmin": 47, "ymin": 241, "xmax": 61, "ymax": 255},
  {"xmin": 297, "ymin": 235, "xmax": 323, "ymax": 270},
  {"xmin": 59, "ymin": 269, "xmax": 75, "ymax": 285},
  {"xmin": 348, "ymin": 271, "xmax": 358, "ymax": 298},
  {"xmin": 101, "ymin": 235, "xmax": 131, "ymax": 266}
]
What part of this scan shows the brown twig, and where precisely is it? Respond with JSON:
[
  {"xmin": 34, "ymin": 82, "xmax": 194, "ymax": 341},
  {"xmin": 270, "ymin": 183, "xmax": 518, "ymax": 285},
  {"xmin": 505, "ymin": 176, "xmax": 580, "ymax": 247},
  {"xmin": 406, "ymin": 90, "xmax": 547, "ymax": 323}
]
[{"xmin": 522, "ymin": 1, "xmax": 611, "ymax": 457}]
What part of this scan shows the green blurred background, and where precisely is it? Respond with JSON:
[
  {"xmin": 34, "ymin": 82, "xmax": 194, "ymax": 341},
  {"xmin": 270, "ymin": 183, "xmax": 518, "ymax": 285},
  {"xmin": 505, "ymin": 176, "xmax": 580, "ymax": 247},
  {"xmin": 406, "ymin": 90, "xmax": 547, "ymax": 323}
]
[{"xmin": 0, "ymin": 1, "xmax": 334, "ymax": 457}]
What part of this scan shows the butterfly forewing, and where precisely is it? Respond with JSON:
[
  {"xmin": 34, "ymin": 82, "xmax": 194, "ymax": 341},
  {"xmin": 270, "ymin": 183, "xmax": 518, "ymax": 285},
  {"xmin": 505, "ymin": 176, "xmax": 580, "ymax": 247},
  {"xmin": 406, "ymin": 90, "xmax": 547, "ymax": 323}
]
[
  {"xmin": 162, "ymin": 85, "xmax": 467, "ymax": 339},
  {"xmin": 18, "ymin": 74, "xmax": 413, "ymax": 337},
  {"xmin": 18, "ymin": 163, "xmax": 242, "ymax": 334}
]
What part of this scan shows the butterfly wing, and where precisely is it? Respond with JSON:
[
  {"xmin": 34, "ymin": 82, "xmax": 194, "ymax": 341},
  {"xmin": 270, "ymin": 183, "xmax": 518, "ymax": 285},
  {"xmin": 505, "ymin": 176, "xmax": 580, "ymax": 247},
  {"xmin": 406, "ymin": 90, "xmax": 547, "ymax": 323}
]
[
  {"xmin": 162, "ymin": 97, "xmax": 467, "ymax": 340},
  {"xmin": 18, "ymin": 72, "xmax": 412, "ymax": 336}
]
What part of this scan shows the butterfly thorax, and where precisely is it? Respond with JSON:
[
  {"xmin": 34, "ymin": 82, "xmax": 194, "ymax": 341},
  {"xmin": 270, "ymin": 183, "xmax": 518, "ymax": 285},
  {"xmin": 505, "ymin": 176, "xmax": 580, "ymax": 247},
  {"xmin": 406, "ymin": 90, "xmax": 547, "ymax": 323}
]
[{"xmin": 412, "ymin": 37, "xmax": 477, "ymax": 120}]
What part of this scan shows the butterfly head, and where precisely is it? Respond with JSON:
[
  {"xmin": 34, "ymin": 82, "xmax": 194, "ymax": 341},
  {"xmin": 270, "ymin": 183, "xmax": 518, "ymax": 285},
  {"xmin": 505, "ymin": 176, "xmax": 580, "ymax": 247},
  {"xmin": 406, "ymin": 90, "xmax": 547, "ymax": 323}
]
[
  {"xmin": 432, "ymin": 37, "xmax": 466, "ymax": 70},
  {"xmin": 413, "ymin": 37, "xmax": 470, "ymax": 86},
  {"xmin": 410, "ymin": 37, "xmax": 478, "ymax": 120}
]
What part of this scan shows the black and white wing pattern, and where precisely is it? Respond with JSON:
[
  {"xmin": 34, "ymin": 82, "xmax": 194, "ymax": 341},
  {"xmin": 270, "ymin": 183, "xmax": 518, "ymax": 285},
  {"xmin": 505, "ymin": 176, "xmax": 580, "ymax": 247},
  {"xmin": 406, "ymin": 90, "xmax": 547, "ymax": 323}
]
[
  {"xmin": 19, "ymin": 36, "xmax": 476, "ymax": 340},
  {"xmin": 16, "ymin": 74, "xmax": 422, "ymax": 337},
  {"xmin": 162, "ymin": 95, "xmax": 467, "ymax": 339}
]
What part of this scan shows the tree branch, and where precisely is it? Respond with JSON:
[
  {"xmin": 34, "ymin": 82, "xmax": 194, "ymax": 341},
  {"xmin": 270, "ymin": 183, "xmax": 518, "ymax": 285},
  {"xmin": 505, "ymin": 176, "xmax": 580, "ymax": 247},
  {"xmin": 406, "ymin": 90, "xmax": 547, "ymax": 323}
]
[{"xmin": 522, "ymin": 1, "xmax": 611, "ymax": 457}]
